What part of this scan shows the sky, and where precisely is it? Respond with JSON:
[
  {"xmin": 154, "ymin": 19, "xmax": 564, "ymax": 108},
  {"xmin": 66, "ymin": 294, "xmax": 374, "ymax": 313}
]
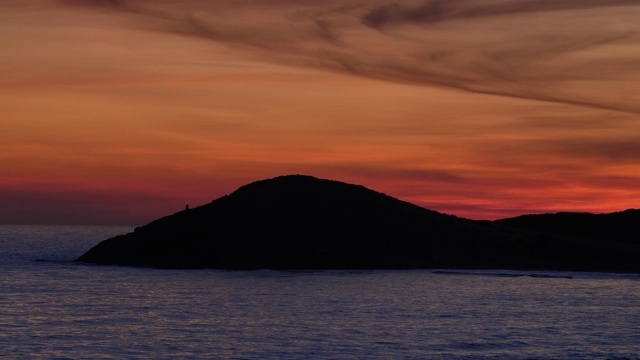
[{"xmin": 2, "ymin": 0, "xmax": 640, "ymax": 225}]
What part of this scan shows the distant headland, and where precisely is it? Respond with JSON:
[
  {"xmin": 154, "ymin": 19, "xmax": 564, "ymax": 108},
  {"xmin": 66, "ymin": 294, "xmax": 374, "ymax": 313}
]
[{"xmin": 76, "ymin": 175, "xmax": 640, "ymax": 272}]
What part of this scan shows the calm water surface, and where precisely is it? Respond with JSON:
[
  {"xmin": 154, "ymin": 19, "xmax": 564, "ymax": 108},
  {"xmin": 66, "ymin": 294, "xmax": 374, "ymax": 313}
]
[{"xmin": 1, "ymin": 225, "xmax": 639, "ymax": 359}]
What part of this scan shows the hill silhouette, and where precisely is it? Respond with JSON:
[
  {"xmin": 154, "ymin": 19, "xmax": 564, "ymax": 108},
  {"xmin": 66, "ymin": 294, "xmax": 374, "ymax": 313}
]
[
  {"xmin": 494, "ymin": 209, "xmax": 640, "ymax": 246},
  {"xmin": 76, "ymin": 175, "xmax": 640, "ymax": 272}
]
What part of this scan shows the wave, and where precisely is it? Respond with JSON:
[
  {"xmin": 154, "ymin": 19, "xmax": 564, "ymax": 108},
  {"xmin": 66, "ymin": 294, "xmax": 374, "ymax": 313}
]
[{"xmin": 432, "ymin": 270, "xmax": 573, "ymax": 279}]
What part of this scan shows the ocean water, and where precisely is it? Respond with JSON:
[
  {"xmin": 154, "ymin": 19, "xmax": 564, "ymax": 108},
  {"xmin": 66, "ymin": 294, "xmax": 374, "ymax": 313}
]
[{"xmin": 1, "ymin": 225, "xmax": 639, "ymax": 359}]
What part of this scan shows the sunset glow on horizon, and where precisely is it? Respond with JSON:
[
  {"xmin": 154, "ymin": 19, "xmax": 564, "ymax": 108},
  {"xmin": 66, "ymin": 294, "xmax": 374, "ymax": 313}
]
[{"xmin": 2, "ymin": 0, "xmax": 640, "ymax": 225}]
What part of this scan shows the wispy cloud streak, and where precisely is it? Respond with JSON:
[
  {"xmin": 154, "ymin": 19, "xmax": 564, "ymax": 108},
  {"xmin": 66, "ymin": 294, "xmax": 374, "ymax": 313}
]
[{"xmin": 61, "ymin": 0, "xmax": 640, "ymax": 114}]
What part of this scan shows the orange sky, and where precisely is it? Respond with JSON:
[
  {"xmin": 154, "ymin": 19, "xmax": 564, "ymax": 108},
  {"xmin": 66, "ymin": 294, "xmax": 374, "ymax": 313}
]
[{"xmin": 2, "ymin": 0, "xmax": 640, "ymax": 224}]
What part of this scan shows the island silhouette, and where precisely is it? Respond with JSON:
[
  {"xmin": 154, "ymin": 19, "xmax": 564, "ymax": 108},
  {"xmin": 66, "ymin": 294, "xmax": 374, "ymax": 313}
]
[{"xmin": 76, "ymin": 175, "xmax": 640, "ymax": 272}]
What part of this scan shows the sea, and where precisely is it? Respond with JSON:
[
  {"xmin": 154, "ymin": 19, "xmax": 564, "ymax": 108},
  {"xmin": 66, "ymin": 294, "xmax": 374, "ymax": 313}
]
[{"xmin": 1, "ymin": 225, "xmax": 639, "ymax": 360}]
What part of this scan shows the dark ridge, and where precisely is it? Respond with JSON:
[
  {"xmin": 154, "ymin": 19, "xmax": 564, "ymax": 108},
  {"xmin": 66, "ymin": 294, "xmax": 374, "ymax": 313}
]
[
  {"xmin": 76, "ymin": 175, "xmax": 640, "ymax": 272},
  {"xmin": 493, "ymin": 209, "xmax": 640, "ymax": 246}
]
